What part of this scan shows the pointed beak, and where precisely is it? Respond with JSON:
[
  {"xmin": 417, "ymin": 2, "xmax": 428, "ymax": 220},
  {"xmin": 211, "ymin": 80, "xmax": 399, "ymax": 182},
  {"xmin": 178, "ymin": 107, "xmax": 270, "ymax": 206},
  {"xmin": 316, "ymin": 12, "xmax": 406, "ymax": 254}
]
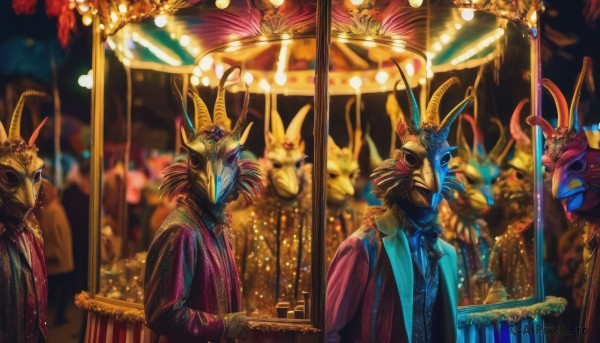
[
  {"xmin": 24, "ymin": 179, "xmax": 36, "ymax": 209},
  {"xmin": 272, "ymin": 167, "xmax": 300, "ymax": 198},
  {"xmin": 480, "ymin": 185, "xmax": 494, "ymax": 206},
  {"xmin": 206, "ymin": 164, "xmax": 221, "ymax": 204},
  {"xmin": 418, "ymin": 159, "xmax": 442, "ymax": 194},
  {"xmin": 553, "ymin": 171, "xmax": 585, "ymax": 200},
  {"xmin": 328, "ymin": 176, "xmax": 355, "ymax": 203}
]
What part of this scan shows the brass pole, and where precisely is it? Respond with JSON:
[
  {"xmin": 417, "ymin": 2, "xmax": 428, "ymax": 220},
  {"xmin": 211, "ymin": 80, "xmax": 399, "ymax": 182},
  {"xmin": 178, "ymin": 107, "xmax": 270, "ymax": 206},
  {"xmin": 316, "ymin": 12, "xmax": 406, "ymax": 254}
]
[
  {"xmin": 313, "ymin": 0, "xmax": 331, "ymax": 338},
  {"xmin": 88, "ymin": 17, "xmax": 105, "ymax": 295},
  {"xmin": 530, "ymin": 25, "xmax": 544, "ymax": 303}
]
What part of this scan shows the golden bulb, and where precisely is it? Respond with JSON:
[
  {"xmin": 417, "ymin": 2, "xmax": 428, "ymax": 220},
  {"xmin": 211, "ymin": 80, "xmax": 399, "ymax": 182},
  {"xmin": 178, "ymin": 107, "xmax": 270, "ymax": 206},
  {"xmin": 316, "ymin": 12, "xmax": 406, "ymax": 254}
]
[
  {"xmin": 408, "ymin": 0, "xmax": 423, "ymax": 8},
  {"xmin": 82, "ymin": 13, "xmax": 93, "ymax": 26},
  {"xmin": 215, "ymin": 0, "xmax": 230, "ymax": 9},
  {"xmin": 269, "ymin": 0, "xmax": 284, "ymax": 8}
]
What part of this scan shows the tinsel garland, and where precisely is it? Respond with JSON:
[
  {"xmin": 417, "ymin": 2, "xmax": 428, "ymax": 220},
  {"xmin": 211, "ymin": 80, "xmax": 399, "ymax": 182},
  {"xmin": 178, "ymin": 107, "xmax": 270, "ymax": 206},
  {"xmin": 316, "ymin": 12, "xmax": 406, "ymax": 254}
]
[
  {"xmin": 75, "ymin": 291, "xmax": 145, "ymax": 324},
  {"xmin": 75, "ymin": 291, "xmax": 320, "ymax": 333},
  {"xmin": 457, "ymin": 296, "xmax": 567, "ymax": 328}
]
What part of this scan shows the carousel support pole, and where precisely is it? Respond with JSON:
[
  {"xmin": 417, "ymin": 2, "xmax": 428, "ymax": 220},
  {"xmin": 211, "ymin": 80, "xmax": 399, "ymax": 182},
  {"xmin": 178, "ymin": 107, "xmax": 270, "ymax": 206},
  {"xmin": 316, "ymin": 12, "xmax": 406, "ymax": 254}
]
[
  {"xmin": 123, "ymin": 65, "xmax": 132, "ymax": 259},
  {"xmin": 313, "ymin": 0, "xmax": 331, "ymax": 339},
  {"xmin": 89, "ymin": 16, "xmax": 105, "ymax": 295},
  {"xmin": 530, "ymin": 16, "xmax": 545, "ymax": 343},
  {"xmin": 51, "ymin": 51, "xmax": 63, "ymax": 190}
]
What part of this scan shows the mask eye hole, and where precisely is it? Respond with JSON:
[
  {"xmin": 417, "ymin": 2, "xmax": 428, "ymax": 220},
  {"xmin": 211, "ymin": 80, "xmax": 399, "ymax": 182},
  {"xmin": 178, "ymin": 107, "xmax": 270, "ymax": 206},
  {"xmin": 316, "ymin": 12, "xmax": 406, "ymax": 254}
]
[
  {"xmin": 516, "ymin": 171, "xmax": 525, "ymax": 180},
  {"xmin": 189, "ymin": 154, "xmax": 204, "ymax": 170},
  {"xmin": 294, "ymin": 160, "xmax": 303, "ymax": 169},
  {"xmin": 465, "ymin": 175, "xmax": 476, "ymax": 185},
  {"xmin": 439, "ymin": 152, "xmax": 452, "ymax": 167},
  {"xmin": 403, "ymin": 150, "xmax": 419, "ymax": 168},
  {"xmin": 568, "ymin": 160, "xmax": 585, "ymax": 173},
  {"xmin": 2, "ymin": 169, "xmax": 21, "ymax": 188},
  {"xmin": 543, "ymin": 165, "xmax": 552, "ymax": 173},
  {"xmin": 33, "ymin": 170, "xmax": 42, "ymax": 184},
  {"xmin": 226, "ymin": 153, "xmax": 238, "ymax": 165},
  {"xmin": 328, "ymin": 172, "xmax": 337, "ymax": 180},
  {"xmin": 273, "ymin": 162, "xmax": 283, "ymax": 169}
]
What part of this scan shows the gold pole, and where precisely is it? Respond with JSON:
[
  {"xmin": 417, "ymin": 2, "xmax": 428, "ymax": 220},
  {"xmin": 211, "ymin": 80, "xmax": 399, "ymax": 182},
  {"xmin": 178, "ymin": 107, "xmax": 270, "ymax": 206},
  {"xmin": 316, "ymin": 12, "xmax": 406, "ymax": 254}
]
[{"xmin": 88, "ymin": 16, "xmax": 105, "ymax": 295}]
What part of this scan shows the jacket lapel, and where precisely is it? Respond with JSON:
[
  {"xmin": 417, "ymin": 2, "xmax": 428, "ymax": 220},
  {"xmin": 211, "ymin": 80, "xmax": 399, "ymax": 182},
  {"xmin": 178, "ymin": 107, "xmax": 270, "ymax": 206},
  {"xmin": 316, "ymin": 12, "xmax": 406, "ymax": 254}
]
[
  {"xmin": 435, "ymin": 239, "xmax": 458, "ymax": 342},
  {"xmin": 375, "ymin": 209, "xmax": 414, "ymax": 343}
]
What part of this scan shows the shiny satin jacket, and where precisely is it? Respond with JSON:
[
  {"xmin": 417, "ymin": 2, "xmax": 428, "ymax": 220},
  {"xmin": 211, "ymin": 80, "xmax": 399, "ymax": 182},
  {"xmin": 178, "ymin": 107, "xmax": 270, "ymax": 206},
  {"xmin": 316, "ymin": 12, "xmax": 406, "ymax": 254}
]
[
  {"xmin": 0, "ymin": 220, "xmax": 48, "ymax": 343},
  {"xmin": 144, "ymin": 199, "xmax": 241, "ymax": 343},
  {"xmin": 325, "ymin": 208, "xmax": 457, "ymax": 343}
]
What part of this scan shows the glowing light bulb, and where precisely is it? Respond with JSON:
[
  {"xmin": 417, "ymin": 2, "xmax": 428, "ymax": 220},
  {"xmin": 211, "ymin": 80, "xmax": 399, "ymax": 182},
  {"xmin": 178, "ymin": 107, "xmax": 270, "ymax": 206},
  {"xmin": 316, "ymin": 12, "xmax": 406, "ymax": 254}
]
[
  {"xmin": 455, "ymin": 23, "xmax": 462, "ymax": 30},
  {"xmin": 350, "ymin": 0, "xmax": 364, "ymax": 5},
  {"xmin": 269, "ymin": 0, "xmax": 284, "ymax": 8},
  {"xmin": 179, "ymin": 35, "xmax": 190, "ymax": 47},
  {"xmin": 243, "ymin": 71, "xmax": 254, "ymax": 85},
  {"xmin": 118, "ymin": 3, "xmax": 127, "ymax": 13},
  {"xmin": 82, "ymin": 13, "xmax": 93, "ymax": 26},
  {"xmin": 154, "ymin": 15, "xmax": 167, "ymax": 28},
  {"xmin": 199, "ymin": 56, "xmax": 214, "ymax": 71},
  {"xmin": 433, "ymin": 42, "xmax": 442, "ymax": 51},
  {"xmin": 405, "ymin": 63, "xmax": 415, "ymax": 77},
  {"xmin": 408, "ymin": 0, "xmax": 423, "ymax": 8},
  {"xmin": 110, "ymin": 11, "xmax": 118, "ymax": 22},
  {"xmin": 259, "ymin": 79, "xmax": 271, "ymax": 92},
  {"xmin": 375, "ymin": 70, "xmax": 389, "ymax": 85},
  {"xmin": 215, "ymin": 64, "xmax": 225, "ymax": 78},
  {"xmin": 215, "ymin": 0, "xmax": 230, "ymax": 9},
  {"xmin": 461, "ymin": 9, "xmax": 475, "ymax": 21},
  {"xmin": 274, "ymin": 72, "xmax": 287, "ymax": 86},
  {"xmin": 123, "ymin": 58, "xmax": 131, "ymax": 67},
  {"xmin": 349, "ymin": 76, "xmax": 362, "ymax": 90},
  {"xmin": 191, "ymin": 75, "xmax": 200, "ymax": 86},
  {"xmin": 201, "ymin": 77, "xmax": 210, "ymax": 87},
  {"xmin": 193, "ymin": 66, "xmax": 202, "ymax": 76},
  {"xmin": 440, "ymin": 34, "xmax": 450, "ymax": 44}
]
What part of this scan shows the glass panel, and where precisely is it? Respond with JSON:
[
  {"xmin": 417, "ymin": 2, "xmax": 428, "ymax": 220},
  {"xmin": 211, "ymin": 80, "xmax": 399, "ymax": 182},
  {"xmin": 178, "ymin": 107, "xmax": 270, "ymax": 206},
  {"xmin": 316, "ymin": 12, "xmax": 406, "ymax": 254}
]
[{"xmin": 425, "ymin": 9, "xmax": 544, "ymax": 306}]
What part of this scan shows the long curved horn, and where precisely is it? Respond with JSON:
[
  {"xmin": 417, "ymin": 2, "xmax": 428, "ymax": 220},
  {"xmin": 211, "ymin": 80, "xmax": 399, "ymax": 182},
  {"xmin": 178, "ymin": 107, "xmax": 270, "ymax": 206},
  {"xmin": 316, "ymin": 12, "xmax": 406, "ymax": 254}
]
[
  {"xmin": 542, "ymin": 79, "xmax": 568, "ymax": 129},
  {"xmin": 438, "ymin": 94, "xmax": 475, "ymax": 137},
  {"xmin": 461, "ymin": 114, "xmax": 486, "ymax": 158},
  {"xmin": 510, "ymin": 99, "xmax": 531, "ymax": 148},
  {"xmin": 456, "ymin": 115, "xmax": 471, "ymax": 160},
  {"xmin": 426, "ymin": 77, "xmax": 461, "ymax": 126},
  {"xmin": 285, "ymin": 103, "xmax": 311, "ymax": 144},
  {"xmin": 213, "ymin": 65, "xmax": 241, "ymax": 128},
  {"xmin": 526, "ymin": 115, "xmax": 554, "ymax": 139},
  {"xmin": 0, "ymin": 121, "xmax": 7, "ymax": 144},
  {"xmin": 489, "ymin": 117, "xmax": 508, "ymax": 162},
  {"xmin": 569, "ymin": 57, "xmax": 591, "ymax": 133},
  {"xmin": 28, "ymin": 117, "xmax": 48, "ymax": 147},
  {"xmin": 270, "ymin": 106, "xmax": 285, "ymax": 141},
  {"xmin": 391, "ymin": 59, "xmax": 419, "ymax": 131},
  {"xmin": 232, "ymin": 83, "xmax": 250, "ymax": 137},
  {"xmin": 190, "ymin": 91, "xmax": 212, "ymax": 131},
  {"xmin": 9, "ymin": 90, "xmax": 47, "ymax": 141}
]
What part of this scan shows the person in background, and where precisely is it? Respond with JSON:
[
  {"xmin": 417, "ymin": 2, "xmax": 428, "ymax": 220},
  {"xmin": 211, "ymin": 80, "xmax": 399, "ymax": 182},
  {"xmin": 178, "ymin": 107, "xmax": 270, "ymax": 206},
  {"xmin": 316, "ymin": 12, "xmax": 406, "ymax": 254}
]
[
  {"xmin": 62, "ymin": 159, "xmax": 90, "ymax": 294},
  {"xmin": 35, "ymin": 179, "xmax": 74, "ymax": 326}
]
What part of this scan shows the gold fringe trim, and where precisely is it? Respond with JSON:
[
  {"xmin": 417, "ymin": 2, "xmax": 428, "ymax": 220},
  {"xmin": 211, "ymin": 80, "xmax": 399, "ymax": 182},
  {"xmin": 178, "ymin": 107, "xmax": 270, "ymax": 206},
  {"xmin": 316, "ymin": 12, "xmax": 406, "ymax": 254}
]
[
  {"xmin": 249, "ymin": 321, "xmax": 320, "ymax": 334},
  {"xmin": 458, "ymin": 296, "xmax": 567, "ymax": 327},
  {"xmin": 75, "ymin": 292, "xmax": 145, "ymax": 324}
]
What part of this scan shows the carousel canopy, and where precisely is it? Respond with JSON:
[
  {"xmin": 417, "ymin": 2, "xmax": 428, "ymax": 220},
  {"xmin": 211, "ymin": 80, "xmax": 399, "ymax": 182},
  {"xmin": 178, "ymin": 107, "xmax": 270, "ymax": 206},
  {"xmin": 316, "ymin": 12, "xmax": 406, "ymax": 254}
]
[{"xmin": 73, "ymin": 0, "xmax": 506, "ymax": 95}]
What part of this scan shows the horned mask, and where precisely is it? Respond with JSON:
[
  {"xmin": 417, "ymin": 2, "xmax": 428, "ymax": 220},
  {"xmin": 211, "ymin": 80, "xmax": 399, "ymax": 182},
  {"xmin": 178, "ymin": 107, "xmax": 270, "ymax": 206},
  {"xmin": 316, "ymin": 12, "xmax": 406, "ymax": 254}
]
[
  {"xmin": 371, "ymin": 60, "xmax": 474, "ymax": 215},
  {"xmin": 161, "ymin": 66, "xmax": 262, "ymax": 213},
  {"xmin": 527, "ymin": 57, "xmax": 600, "ymax": 214},
  {"xmin": 263, "ymin": 100, "xmax": 311, "ymax": 200},
  {"xmin": 0, "ymin": 90, "xmax": 48, "ymax": 225},
  {"xmin": 327, "ymin": 97, "xmax": 362, "ymax": 206},
  {"xmin": 452, "ymin": 110, "xmax": 507, "ymax": 212}
]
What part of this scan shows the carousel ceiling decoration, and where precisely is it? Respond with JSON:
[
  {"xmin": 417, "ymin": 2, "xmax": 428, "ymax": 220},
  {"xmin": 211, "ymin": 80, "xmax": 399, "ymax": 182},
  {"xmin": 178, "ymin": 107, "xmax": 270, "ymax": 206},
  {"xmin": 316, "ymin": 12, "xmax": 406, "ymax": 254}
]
[
  {"xmin": 454, "ymin": 0, "xmax": 542, "ymax": 29},
  {"xmin": 63, "ymin": 0, "xmax": 504, "ymax": 95}
]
